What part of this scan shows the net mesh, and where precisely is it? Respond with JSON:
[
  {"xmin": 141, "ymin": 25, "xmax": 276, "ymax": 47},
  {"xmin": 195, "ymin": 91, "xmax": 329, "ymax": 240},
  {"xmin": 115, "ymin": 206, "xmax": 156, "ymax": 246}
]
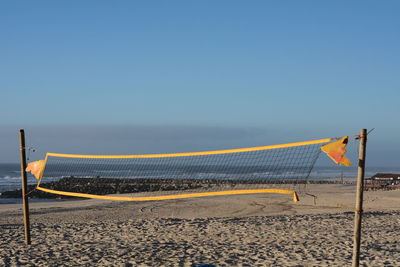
[{"xmin": 34, "ymin": 138, "xmax": 333, "ymax": 202}]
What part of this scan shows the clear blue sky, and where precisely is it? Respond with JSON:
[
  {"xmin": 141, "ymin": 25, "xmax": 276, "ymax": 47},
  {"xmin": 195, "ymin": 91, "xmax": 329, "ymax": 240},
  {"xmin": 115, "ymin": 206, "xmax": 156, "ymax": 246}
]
[{"xmin": 1, "ymin": 1, "xmax": 399, "ymax": 166}]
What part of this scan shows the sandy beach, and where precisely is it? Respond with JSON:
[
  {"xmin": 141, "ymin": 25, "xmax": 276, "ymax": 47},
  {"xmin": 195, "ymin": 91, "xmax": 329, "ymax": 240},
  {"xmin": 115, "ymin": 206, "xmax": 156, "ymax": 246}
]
[{"xmin": 1, "ymin": 184, "xmax": 399, "ymax": 266}]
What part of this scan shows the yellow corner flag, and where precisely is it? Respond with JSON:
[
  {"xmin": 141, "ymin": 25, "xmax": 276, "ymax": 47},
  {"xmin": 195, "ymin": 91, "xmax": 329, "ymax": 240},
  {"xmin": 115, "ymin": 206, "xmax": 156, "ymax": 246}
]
[
  {"xmin": 26, "ymin": 160, "xmax": 46, "ymax": 179},
  {"xmin": 321, "ymin": 137, "xmax": 351, "ymax": 166}
]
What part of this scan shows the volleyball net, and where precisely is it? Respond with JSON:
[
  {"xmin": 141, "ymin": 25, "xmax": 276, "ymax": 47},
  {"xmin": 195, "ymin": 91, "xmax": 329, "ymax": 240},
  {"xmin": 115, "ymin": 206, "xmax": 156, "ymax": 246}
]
[{"xmin": 26, "ymin": 136, "xmax": 351, "ymax": 202}]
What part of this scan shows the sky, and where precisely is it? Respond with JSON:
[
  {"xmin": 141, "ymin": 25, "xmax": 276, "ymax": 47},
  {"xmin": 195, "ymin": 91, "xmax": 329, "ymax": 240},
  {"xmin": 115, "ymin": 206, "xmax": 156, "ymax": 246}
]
[{"xmin": 1, "ymin": 1, "xmax": 399, "ymax": 166}]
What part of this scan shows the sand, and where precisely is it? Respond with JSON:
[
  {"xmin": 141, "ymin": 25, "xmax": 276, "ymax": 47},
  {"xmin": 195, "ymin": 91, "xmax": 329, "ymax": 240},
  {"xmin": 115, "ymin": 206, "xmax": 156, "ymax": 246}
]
[{"xmin": 1, "ymin": 184, "xmax": 399, "ymax": 266}]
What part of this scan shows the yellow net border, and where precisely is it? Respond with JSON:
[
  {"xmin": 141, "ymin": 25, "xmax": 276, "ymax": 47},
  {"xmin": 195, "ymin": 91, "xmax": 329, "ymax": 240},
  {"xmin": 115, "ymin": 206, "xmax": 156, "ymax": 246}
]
[
  {"xmin": 36, "ymin": 187, "xmax": 300, "ymax": 202},
  {"xmin": 45, "ymin": 138, "xmax": 331, "ymax": 159}
]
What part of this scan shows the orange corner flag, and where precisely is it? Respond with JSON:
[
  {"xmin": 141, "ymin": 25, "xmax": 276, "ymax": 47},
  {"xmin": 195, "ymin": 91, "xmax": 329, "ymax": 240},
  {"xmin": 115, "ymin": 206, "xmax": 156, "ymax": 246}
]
[
  {"xmin": 26, "ymin": 160, "xmax": 46, "ymax": 179},
  {"xmin": 321, "ymin": 137, "xmax": 351, "ymax": 166}
]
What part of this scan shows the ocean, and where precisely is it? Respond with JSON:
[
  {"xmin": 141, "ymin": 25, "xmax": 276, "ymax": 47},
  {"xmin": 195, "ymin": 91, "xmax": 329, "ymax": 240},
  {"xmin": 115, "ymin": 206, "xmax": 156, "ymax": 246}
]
[
  {"xmin": 0, "ymin": 163, "xmax": 38, "ymax": 192},
  {"xmin": 1, "ymin": 163, "xmax": 399, "ymax": 203},
  {"xmin": 0, "ymin": 163, "xmax": 47, "ymax": 204}
]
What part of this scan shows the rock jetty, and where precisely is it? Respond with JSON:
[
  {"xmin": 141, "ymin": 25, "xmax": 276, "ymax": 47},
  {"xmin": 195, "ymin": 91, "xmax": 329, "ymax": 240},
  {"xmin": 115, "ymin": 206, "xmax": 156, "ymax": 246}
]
[{"xmin": 0, "ymin": 177, "xmax": 348, "ymax": 199}]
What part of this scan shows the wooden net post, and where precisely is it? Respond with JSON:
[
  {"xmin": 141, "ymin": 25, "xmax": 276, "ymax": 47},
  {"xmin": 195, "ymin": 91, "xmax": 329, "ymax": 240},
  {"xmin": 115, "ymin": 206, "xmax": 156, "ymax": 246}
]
[
  {"xmin": 352, "ymin": 128, "xmax": 367, "ymax": 267},
  {"xmin": 19, "ymin": 129, "xmax": 31, "ymax": 245}
]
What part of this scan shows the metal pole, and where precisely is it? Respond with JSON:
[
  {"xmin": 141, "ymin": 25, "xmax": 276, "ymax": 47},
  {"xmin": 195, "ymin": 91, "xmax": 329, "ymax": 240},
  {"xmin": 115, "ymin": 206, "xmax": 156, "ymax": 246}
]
[
  {"xmin": 19, "ymin": 129, "xmax": 31, "ymax": 245},
  {"xmin": 352, "ymin": 129, "xmax": 367, "ymax": 267}
]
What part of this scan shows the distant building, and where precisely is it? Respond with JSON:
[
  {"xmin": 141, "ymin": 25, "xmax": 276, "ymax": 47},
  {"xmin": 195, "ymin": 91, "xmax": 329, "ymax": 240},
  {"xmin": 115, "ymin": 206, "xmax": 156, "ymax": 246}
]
[
  {"xmin": 370, "ymin": 173, "xmax": 400, "ymax": 182},
  {"xmin": 364, "ymin": 173, "xmax": 400, "ymax": 190}
]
